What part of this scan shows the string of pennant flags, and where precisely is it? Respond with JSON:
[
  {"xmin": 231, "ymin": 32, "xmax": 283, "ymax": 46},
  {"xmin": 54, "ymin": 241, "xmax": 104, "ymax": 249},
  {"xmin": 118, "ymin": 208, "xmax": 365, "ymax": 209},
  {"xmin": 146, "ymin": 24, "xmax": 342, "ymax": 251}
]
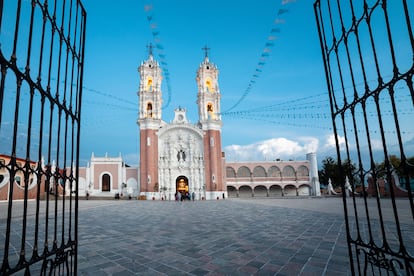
[
  {"xmin": 225, "ymin": 112, "xmax": 412, "ymax": 135},
  {"xmin": 222, "ymin": 0, "xmax": 297, "ymax": 114},
  {"xmin": 142, "ymin": 0, "xmax": 297, "ymax": 113},
  {"xmin": 2, "ymin": 84, "xmax": 411, "ymax": 135},
  {"xmin": 144, "ymin": 2, "xmax": 172, "ymax": 110}
]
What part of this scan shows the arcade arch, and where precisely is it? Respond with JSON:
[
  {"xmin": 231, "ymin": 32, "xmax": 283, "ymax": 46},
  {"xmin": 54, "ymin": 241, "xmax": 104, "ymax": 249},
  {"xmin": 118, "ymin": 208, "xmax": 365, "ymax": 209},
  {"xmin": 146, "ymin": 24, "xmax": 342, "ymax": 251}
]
[
  {"xmin": 297, "ymin": 165, "xmax": 309, "ymax": 177},
  {"xmin": 268, "ymin": 166, "xmax": 281, "ymax": 178},
  {"xmin": 298, "ymin": 184, "xmax": 311, "ymax": 196},
  {"xmin": 227, "ymin": 186, "xmax": 237, "ymax": 198},
  {"xmin": 253, "ymin": 185, "xmax": 267, "ymax": 197},
  {"xmin": 253, "ymin": 166, "xmax": 266, "ymax": 177},
  {"xmin": 238, "ymin": 185, "xmax": 252, "ymax": 198},
  {"xmin": 269, "ymin": 185, "xmax": 283, "ymax": 197},
  {"xmin": 284, "ymin": 184, "xmax": 297, "ymax": 196},
  {"xmin": 226, "ymin": 167, "xmax": 236, "ymax": 178}
]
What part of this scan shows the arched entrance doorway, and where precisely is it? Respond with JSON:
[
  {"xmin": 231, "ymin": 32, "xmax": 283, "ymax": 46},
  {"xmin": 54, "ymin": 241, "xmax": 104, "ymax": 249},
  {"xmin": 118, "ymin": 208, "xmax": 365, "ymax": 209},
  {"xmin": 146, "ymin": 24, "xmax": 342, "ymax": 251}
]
[
  {"xmin": 102, "ymin": 173, "xmax": 110, "ymax": 192},
  {"xmin": 176, "ymin": 176, "xmax": 189, "ymax": 199}
]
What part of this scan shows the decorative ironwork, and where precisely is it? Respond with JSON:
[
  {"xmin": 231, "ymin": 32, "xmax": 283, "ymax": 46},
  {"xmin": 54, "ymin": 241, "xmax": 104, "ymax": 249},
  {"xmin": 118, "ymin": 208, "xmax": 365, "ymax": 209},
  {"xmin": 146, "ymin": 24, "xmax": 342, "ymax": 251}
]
[
  {"xmin": 0, "ymin": 0, "xmax": 86, "ymax": 274},
  {"xmin": 315, "ymin": 0, "xmax": 414, "ymax": 274}
]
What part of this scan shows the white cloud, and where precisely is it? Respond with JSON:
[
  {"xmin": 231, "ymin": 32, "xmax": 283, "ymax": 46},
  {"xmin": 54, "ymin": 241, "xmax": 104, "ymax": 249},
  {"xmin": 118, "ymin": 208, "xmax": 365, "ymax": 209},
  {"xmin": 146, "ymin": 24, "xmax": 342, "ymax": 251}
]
[
  {"xmin": 371, "ymin": 139, "xmax": 384, "ymax": 150},
  {"xmin": 224, "ymin": 136, "xmax": 319, "ymax": 161},
  {"xmin": 323, "ymin": 134, "xmax": 346, "ymax": 150}
]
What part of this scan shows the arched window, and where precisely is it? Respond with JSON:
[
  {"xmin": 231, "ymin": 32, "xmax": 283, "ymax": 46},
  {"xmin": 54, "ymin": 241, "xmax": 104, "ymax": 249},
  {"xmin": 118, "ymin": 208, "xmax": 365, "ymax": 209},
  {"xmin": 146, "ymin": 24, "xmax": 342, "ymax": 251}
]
[
  {"xmin": 205, "ymin": 79, "xmax": 214, "ymax": 92},
  {"xmin": 253, "ymin": 166, "xmax": 266, "ymax": 177},
  {"xmin": 237, "ymin": 166, "xmax": 251, "ymax": 178},
  {"xmin": 102, "ymin": 174, "xmax": 110, "ymax": 191},
  {"xmin": 226, "ymin": 167, "xmax": 236, "ymax": 178},
  {"xmin": 282, "ymin": 166, "xmax": 295, "ymax": 177},
  {"xmin": 207, "ymin": 103, "xmax": 215, "ymax": 119},
  {"xmin": 297, "ymin": 165, "xmax": 309, "ymax": 177},
  {"xmin": 268, "ymin": 166, "xmax": 281, "ymax": 177},
  {"xmin": 146, "ymin": 77, "xmax": 153, "ymax": 91},
  {"xmin": 147, "ymin": 103, "xmax": 153, "ymax": 118}
]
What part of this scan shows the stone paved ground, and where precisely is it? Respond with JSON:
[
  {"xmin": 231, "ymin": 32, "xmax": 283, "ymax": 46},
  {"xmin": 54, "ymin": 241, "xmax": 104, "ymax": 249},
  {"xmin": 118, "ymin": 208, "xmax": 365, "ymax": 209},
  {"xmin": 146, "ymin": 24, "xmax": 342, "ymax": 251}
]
[
  {"xmin": 2, "ymin": 197, "xmax": 412, "ymax": 275},
  {"xmin": 77, "ymin": 198, "xmax": 353, "ymax": 275}
]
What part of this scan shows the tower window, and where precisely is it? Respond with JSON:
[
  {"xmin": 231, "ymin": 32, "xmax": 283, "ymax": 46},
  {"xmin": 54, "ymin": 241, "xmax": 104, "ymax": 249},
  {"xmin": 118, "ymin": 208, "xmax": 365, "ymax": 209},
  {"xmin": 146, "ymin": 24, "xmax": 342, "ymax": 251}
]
[
  {"xmin": 146, "ymin": 78, "xmax": 153, "ymax": 91},
  {"xmin": 147, "ymin": 103, "xmax": 153, "ymax": 117},
  {"xmin": 205, "ymin": 79, "xmax": 213, "ymax": 92},
  {"xmin": 207, "ymin": 103, "xmax": 215, "ymax": 119}
]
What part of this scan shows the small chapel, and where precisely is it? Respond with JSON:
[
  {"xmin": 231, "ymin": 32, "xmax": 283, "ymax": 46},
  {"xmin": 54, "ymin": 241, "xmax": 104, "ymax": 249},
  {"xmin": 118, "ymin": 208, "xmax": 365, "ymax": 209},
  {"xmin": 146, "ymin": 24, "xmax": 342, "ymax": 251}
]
[{"xmin": 138, "ymin": 47, "xmax": 226, "ymax": 200}]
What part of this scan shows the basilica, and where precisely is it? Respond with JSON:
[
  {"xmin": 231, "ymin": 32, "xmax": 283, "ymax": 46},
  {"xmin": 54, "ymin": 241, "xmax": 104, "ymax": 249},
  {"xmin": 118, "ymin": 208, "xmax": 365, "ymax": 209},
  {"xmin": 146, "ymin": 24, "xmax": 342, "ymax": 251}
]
[
  {"xmin": 67, "ymin": 49, "xmax": 321, "ymax": 201},
  {"xmin": 137, "ymin": 48, "xmax": 226, "ymax": 200}
]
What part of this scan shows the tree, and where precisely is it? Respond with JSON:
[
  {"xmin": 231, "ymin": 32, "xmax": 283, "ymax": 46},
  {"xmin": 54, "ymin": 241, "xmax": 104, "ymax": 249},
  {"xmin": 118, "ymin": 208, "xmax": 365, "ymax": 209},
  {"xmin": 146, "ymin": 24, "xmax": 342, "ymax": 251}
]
[
  {"xmin": 318, "ymin": 156, "xmax": 358, "ymax": 188},
  {"xmin": 376, "ymin": 155, "xmax": 414, "ymax": 177},
  {"xmin": 319, "ymin": 156, "xmax": 337, "ymax": 187}
]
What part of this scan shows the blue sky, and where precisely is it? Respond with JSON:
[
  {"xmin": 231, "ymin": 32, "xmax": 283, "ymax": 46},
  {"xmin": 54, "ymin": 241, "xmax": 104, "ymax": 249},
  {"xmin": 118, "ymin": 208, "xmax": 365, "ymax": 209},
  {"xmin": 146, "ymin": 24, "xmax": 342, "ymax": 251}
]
[
  {"xmin": 79, "ymin": 0, "xmax": 335, "ymax": 165},
  {"xmin": 1, "ymin": 0, "xmax": 412, "ymax": 168}
]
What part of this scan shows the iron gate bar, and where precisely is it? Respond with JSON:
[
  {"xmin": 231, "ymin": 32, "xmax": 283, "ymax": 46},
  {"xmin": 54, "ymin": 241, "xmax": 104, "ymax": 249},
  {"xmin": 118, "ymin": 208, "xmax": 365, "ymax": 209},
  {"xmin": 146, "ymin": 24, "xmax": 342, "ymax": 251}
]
[
  {"xmin": 314, "ymin": 0, "xmax": 414, "ymax": 275},
  {"xmin": 0, "ymin": 0, "xmax": 86, "ymax": 274}
]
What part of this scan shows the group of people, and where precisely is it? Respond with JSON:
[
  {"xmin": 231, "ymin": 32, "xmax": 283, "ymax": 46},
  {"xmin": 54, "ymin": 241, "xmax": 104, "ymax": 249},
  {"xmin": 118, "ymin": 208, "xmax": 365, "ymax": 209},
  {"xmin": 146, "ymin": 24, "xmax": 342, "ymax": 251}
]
[{"xmin": 175, "ymin": 191, "xmax": 196, "ymax": 201}]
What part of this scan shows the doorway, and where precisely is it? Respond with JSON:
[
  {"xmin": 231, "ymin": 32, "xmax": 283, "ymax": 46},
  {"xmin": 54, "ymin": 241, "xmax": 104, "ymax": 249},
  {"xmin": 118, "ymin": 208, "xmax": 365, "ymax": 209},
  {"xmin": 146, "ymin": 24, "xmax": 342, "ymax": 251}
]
[{"xmin": 176, "ymin": 176, "xmax": 189, "ymax": 199}]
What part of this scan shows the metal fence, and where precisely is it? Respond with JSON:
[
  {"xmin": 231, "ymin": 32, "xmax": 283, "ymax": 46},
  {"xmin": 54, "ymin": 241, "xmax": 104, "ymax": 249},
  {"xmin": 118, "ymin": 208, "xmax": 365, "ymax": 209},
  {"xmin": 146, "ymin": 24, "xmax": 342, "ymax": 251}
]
[
  {"xmin": 0, "ymin": 0, "xmax": 86, "ymax": 274},
  {"xmin": 314, "ymin": 0, "xmax": 414, "ymax": 275}
]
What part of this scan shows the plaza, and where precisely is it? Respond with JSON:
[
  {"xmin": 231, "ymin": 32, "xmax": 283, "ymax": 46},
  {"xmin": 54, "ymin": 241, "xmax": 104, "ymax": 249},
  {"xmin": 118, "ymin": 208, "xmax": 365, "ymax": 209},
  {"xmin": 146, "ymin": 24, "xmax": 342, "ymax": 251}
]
[
  {"xmin": 71, "ymin": 197, "xmax": 411, "ymax": 275},
  {"xmin": 1, "ymin": 194, "xmax": 413, "ymax": 275}
]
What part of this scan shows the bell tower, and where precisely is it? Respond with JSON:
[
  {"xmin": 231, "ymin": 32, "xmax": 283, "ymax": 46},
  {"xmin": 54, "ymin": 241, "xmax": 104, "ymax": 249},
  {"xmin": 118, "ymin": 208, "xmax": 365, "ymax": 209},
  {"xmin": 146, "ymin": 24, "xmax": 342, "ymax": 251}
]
[
  {"xmin": 137, "ymin": 44, "xmax": 162, "ymax": 197},
  {"xmin": 196, "ymin": 47, "xmax": 225, "ymax": 199},
  {"xmin": 197, "ymin": 46, "xmax": 222, "ymax": 124}
]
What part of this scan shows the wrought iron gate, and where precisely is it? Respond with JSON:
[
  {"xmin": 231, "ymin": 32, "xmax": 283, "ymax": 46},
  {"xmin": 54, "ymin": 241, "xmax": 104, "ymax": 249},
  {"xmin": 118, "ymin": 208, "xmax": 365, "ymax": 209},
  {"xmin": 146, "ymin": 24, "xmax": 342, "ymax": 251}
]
[
  {"xmin": 314, "ymin": 0, "xmax": 414, "ymax": 275},
  {"xmin": 0, "ymin": 0, "xmax": 86, "ymax": 274}
]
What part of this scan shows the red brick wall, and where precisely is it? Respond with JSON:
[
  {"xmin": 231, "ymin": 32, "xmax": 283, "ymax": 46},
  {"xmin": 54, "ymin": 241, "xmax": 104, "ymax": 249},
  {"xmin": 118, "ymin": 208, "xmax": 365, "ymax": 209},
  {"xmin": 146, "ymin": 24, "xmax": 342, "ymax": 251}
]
[
  {"xmin": 203, "ymin": 130, "xmax": 224, "ymax": 192},
  {"xmin": 140, "ymin": 129, "xmax": 158, "ymax": 192}
]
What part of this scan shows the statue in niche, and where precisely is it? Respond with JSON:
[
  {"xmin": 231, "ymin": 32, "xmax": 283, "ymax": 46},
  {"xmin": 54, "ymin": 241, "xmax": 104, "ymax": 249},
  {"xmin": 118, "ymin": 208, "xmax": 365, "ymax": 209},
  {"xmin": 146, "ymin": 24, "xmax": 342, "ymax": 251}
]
[{"xmin": 177, "ymin": 149, "xmax": 186, "ymax": 162}]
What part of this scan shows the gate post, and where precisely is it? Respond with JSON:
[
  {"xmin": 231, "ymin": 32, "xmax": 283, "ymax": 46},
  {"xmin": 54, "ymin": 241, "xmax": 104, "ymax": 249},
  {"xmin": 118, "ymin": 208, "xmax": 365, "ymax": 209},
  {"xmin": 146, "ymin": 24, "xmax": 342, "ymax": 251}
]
[
  {"xmin": 314, "ymin": 1, "xmax": 414, "ymax": 274},
  {"xmin": 0, "ymin": 1, "xmax": 86, "ymax": 274}
]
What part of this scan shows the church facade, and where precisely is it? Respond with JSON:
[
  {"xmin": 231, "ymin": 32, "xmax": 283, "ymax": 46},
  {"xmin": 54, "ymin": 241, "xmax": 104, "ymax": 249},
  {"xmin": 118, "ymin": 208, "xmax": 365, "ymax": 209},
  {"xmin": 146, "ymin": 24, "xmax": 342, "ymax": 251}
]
[
  {"xmin": 70, "ymin": 50, "xmax": 321, "ymax": 200},
  {"xmin": 138, "ymin": 49, "xmax": 226, "ymax": 200}
]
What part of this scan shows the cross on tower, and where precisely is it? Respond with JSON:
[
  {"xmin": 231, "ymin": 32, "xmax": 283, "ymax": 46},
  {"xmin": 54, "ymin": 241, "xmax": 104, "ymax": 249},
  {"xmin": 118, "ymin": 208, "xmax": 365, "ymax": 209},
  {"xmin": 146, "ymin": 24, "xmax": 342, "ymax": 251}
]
[{"xmin": 202, "ymin": 45, "xmax": 210, "ymax": 58}]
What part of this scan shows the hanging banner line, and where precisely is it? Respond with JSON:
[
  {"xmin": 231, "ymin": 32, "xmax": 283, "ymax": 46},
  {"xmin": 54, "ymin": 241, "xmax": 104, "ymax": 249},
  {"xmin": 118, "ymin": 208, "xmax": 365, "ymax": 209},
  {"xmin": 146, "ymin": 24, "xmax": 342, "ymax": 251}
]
[
  {"xmin": 144, "ymin": 2, "xmax": 172, "ymax": 109},
  {"xmin": 222, "ymin": 0, "xmax": 297, "ymax": 113},
  {"xmin": 222, "ymin": 92, "xmax": 412, "ymax": 117},
  {"xmin": 225, "ymin": 112, "xmax": 413, "ymax": 135},
  {"xmin": 14, "ymin": 66, "xmax": 137, "ymax": 106}
]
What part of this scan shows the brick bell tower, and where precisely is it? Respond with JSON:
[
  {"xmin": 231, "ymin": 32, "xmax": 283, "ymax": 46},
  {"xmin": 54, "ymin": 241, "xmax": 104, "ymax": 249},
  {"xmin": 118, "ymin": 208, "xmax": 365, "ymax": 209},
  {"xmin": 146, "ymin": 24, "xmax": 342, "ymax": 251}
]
[
  {"xmin": 196, "ymin": 47, "xmax": 226, "ymax": 199},
  {"xmin": 137, "ymin": 44, "xmax": 162, "ymax": 197}
]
